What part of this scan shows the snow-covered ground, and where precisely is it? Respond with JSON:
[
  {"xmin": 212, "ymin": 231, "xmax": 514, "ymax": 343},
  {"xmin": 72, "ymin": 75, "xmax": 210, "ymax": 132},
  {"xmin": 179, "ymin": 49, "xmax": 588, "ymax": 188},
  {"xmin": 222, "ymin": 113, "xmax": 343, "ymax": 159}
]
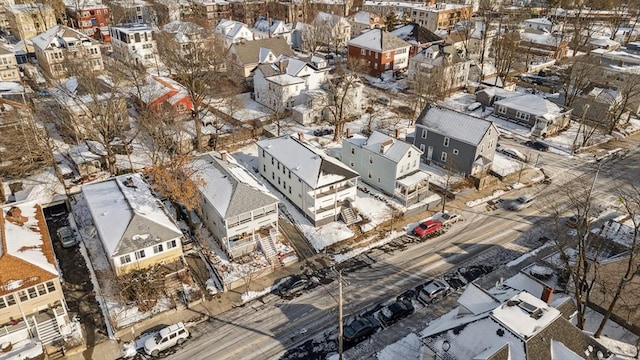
[
  {"xmin": 491, "ymin": 152, "xmax": 525, "ymax": 177},
  {"xmin": 353, "ymin": 191, "xmax": 394, "ymax": 232},
  {"xmin": 210, "ymin": 93, "xmax": 272, "ymax": 122}
]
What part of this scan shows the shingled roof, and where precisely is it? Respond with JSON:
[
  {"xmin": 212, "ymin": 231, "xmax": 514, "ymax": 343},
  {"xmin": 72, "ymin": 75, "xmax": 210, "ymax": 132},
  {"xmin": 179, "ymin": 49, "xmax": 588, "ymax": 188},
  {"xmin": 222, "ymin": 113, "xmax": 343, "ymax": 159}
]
[
  {"xmin": 229, "ymin": 37, "xmax": 294, "ymax": 66},
  {"xmin": 348, "ymin": 28, "xmax": 410, "ymax": 53}
]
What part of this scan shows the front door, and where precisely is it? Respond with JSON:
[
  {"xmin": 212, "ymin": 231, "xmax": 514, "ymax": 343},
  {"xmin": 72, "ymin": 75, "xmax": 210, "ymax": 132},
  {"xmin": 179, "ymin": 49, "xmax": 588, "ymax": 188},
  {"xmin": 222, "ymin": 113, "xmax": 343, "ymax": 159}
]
[{"xmin": 427, "ymin": 146, "xmax": 433, "ymax": 161}]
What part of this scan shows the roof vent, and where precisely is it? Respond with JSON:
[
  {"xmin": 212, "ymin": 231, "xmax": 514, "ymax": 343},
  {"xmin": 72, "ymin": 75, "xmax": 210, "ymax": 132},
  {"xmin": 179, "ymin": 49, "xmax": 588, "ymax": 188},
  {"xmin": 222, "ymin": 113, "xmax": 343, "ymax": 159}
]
[
  {"xmin": 506, "ymin": 300, "xmax": 520, "ymax": 307},
  {"xmin": 123, "ymin": 177, "xmax": 137, "ymax": 188},
  {"xmin": 496, "ymin": 328, "xmax": 505, "ymax": 337}
]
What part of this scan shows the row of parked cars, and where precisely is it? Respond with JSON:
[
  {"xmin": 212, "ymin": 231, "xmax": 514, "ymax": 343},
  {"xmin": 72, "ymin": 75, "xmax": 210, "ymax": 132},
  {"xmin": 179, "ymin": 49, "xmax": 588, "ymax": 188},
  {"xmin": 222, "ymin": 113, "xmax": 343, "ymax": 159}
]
[{"xmin": 412, "ymin": 211, "xmax": 463, "ymax": 238}]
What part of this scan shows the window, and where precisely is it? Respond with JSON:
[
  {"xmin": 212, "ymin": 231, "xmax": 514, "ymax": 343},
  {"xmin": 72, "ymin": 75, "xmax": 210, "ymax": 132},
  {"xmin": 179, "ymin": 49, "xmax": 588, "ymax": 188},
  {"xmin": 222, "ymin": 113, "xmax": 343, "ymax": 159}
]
[
  {"xmin": 46, "ymin": 281, "xmax": 55, "ymax": 293},
  {"xmin": 37, "ymin": 284, "xmax": 46, "ymax": 295},
  {"xmin": 441, "ymin": 152, "xmax": 447, "ymax": 162},
  {"xmin": 272, "ymin": 172, "xmax": 275, "ymax": 180},
  {"xmin": 351, "ymin": 147, "xmax": 355, "ymax": 155},
  {"xmin": 377, "ymin": 178, "xmax": 381, "ymax": 183},
  {"xmin": 153, "ymin": 244, "xmax": 163, "ymax": 254},
  {"xmin": 263, "ymin": 164, "xmax": 266, "ymax": 172},
  {"xmin": 408, "ymin": 151, "xmax": 411, "ymax": 157},
  {"xmin": 120, "ymin": 254, "xmax": 132, "ymax": 264},
  {"xmin": 0, "ymin": 297, "xmax": 5, "ymax": 309},
  {"xmin": 28, "ymin": 287, "xmax": 37, "ymax": 299},
  {"xmin": 420, "ymin": 144, "xmax": 426, "ymax": 152},
  {"xmin": 421, "ymin": 129, "xmax": 427, "ymax": 139},
  {"xmin": 443, "ymin": 137, "xmax": 450, "ymax": 147},
  {"xmin": 369, "ymin": 156, "xmax": 373, "ymax": 164},
  {"xmin": 278, "ymin": 177, "xmax": 281, "ymax": 185},
  {"xmin": 135, "ymin": 250, "xmax": 146, "ymax": 260},
  {"xmin": 368, "ymin": 171, "xmax": 372, "ymax": 179},
  {"xmin": 167, "ymin": 240, "xmax": 177, "ymax": 249},
  {"xmin": 375, "ymin": 52, "xmax": 378, "ymax": 59},
  {"xmin": 289, "ymin": 186, "xmax": 292, "ymax": 194},
  {"xmin": 453, "ymin": 149, "xmax": 459, "ymax": 155},
  {"xmin": 350, "ymin": 161, "xmax": 354, "ymax": 167},
  {"xmin": 262, "ymin": 150, "xmax": 265, "ymax": 157},
  {"xmin": 497, "ymin": 106, "xmax": 507, "ymax": 115},
  {"xmin": 361, "ymin": 48, "xmax": 365, "ymax": 55},
  {"xmin": 6, "ymin": 294, "xmax": 15, "ymax": 306},
  {"xmin": 515, "ymin": 111, "xmax": 530, "ymax": 121},
  {"xmin": 386, "ymin": 52, "xmax": 391, "ymax": 59}
]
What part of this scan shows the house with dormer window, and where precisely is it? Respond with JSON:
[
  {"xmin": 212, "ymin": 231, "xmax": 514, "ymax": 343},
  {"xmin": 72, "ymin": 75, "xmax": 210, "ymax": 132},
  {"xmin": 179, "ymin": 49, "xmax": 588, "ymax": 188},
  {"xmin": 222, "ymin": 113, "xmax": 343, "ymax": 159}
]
[{"xmin": 226, "ymin": 37, "xmax": 294, "ymax": 84}]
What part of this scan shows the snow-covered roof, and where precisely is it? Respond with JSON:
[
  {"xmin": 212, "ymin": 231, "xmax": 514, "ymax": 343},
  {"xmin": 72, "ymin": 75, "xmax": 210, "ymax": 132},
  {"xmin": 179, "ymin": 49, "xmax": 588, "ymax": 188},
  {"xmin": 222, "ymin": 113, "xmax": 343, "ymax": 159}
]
[
  {"xmin": 68, "ymin": 141, "xmax": 106, "ymax": 165},
  {"xmin": 416, "ymin": 105, "xmax": 497, "ymax": 146},
  {"xmin": 192, "ymin": 152, "xmax": 278, "ymax": 219},
  {"xmin": 314, "ymin": 12, "xmax": 350, "ymax": 28},
  {"xmin": 0, "ymin": 201, "xmax": 58, "ymax": 297},
  {"xmin": 31, "ymin": 25, "xmax": 95, "ymax": 51},
  {"xmin": 520, "ymin": 32, "xmax": 562, "ymax": 47},
  {"xmin": 551, "ymin": 339, "xmax": 584, "ymax": 359},
  {"xmin": 346, "ymin": 130, "xmax": 421, "ymax": 163},
  {"xmin": 162, "ymin": 20, "xmax": 203, "ymax": 43},
  {"xmin": 82, "ymin": 174, "xmax": 182, "ymax": 257},
  {"xmin": 494, "ymin": 94, "xmax": 567, "ymax": 117},
  {"xmin": 1, "ymin": 169, "xmax": 65, "ymax": 205},
  {"xmin": 491, "ymin": 291, "xmax": 560, "ymax": 339},
  {"xmin": 257, "ymin": 135, "xmax": 359, "ymax": 189},
  {"xmin": 396, "ymin": 170, "xmax": 429, "ymax": 187},
  {"xmin": 216, "ymin": 19, "xmax": 252, "ymax": 40},
  {"xmin": 352, "ymin": 11, "xmax": 376, "ymax": 25},
  {"xmin": 525, "ymin": 17, "xmax": 553, "ymax": 26},
  {"xmin": 110, "ymin": 23, "xmax": 152, "ymax": 34},
  {"xmin": 137, "ymin": 75, "xmax": 190, "ymax": 106},
  {"xmin": 457, "ymin": 283, "xmax": 500, "ymax": 315},
  {"xmin": 267, "ymin": 73, "xmax": 305, "ymax": 86},
  {"xmin": 600, "ymin": 217, "xmax": 639, "ymax": 249},
  {"xmin": 348, "ymin": 28, "xmax": 410, "ymax": 53},
  {"xmin": 589, "ymin": 36, "xmax": 619, "ymax": 48}
]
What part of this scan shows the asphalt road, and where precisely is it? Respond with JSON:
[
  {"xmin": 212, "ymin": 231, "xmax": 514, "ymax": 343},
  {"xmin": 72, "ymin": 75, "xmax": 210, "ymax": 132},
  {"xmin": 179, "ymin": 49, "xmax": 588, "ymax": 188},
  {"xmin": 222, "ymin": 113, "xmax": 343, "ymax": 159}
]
[{"xmin": 169, "ymin": 148, "xmax": 640, "ymax": 360}]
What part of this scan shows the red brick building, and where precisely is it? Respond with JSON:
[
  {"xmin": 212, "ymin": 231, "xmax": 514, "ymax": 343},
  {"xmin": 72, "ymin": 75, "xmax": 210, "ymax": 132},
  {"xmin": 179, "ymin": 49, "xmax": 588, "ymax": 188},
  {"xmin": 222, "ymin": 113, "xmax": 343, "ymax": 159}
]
[
  {"xmin": 137, "ymin": 76, "xmax": 194, "ymax": 115},
  {"xmin": 66, "ymin": 2, "xmax": 111, "ymax": 42},
  {"xmin": 347, "ymin": 28, "xmax": 411, "ymax": 76}
]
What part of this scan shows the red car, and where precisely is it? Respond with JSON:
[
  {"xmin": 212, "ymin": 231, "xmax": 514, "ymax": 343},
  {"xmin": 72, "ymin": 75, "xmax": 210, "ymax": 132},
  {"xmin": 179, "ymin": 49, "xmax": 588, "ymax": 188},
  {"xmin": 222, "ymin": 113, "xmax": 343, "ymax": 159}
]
[{"xmin": 413, "ymin": 219, "xmax": 443, "ymax": 238}]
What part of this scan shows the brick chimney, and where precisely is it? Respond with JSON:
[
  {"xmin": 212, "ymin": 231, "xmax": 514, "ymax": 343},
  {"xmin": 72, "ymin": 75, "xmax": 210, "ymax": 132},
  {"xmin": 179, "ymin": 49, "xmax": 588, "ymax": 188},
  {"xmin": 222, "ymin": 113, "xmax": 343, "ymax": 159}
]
[
  {"xmin": 298, "ymin": 132, "xmax": 304, "ymax": 141},
  {"xmin": 395, "ymin": 128, "xmax": 400, "ymax": 138},
  {"xmin": 541, "ymin": 286, "xmax": 553, "ymax": 304},
  {"xmin": 279, "ymin": 59, "xmax": 287, "ymax": 73},
  {"xmin": 346, "ymin": 128, "xmax": 351, "ymax": 137},
  {"xmin": 220, "ymin": 151, "xmax": 228, "ymax": 161}
]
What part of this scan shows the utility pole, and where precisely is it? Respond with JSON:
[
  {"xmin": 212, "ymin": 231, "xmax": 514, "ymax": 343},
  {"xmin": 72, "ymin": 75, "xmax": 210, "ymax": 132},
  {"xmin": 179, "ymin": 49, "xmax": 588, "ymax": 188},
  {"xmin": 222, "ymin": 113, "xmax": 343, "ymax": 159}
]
[{"xmin": 338, "ymin": 270, "xmax": 344, "ymax": 360}]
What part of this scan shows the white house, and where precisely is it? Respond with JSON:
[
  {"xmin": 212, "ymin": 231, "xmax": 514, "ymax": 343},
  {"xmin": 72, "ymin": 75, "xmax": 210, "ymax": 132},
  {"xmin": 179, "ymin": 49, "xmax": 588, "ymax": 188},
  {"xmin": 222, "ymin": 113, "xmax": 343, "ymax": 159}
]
[
  {"xmin": 524, "ymin": 18, "xmax": 561, "ymax": 33},
  {"xmin": 408, "ymin": 44, "xmax": 471, "ymax": 93},
  {"xmin": 191, "ymin": 151, "xmax": 280, "ymax": 259},
  {"xmin": 253, "ymin": 55, "xmax": 329, "ymax": 111},
  {"xmin": 313, "ymin": 12, "xmax": 352, "ymax": 50},
  {"xmin": 82, "ymin": 174, "xmax": 184, "ymax": 277},
  {"xmin": 257, "ymin": 134, "xmax": 359, "ymax": 227},
  {"xmin": 291, "ymin": 75, "xmax": 364, "ymax": 125},
  {"xmin": 252, "ymin": 18, "xmax": 292, "ymax": 45},
  {"xmin": 215, "ymin": 19, "xmax": 254, "ymax": 46},
  {"xmin": 109, "ymin": 23, "xmax": 157, "ymax": 66},
  {"xmin": 341, "ymin": 130, "xmax": 430, "ymax": 206}
]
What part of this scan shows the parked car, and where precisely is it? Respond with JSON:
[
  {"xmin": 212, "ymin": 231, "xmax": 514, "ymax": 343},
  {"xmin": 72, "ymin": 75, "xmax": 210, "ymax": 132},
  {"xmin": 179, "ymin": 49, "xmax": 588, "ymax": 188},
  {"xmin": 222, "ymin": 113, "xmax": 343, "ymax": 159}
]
[
  {"xmin": 565, "ymin": 215, "xmax": 585, "ymax": 229},
  {"xmin": 499, "ymin": 147, "xmax": 528, "ymax": 162},
  {"xmin": 435, "ymin": 212, "xmax": 463, "ymax": 227},
  {"xmin": 467, "ymin": 102, "xmax": 482, "ymax": 111},
  {"xmin": 376, "ymin": 97, "xmax": 391, "ymax": 106},
  {"xmin": 412, "ymin": 219, "xmax": 443, "ymax": 238},
  {"xmin": 417, "ymin": 280, "xmax": 450, "ymax": 305},
  {"xmin": 508, "ymin": 194, "xmax": 536, "ymax": 211},
  {"xmin": 343, "ymin": 316, "xmax": 381, "ymax": 343},
  {"xmin": 313, "ymin": 128, "xmax": 334, "ymax": 136},
  {"xmin": 377, "ymin": 300, "xmax": 414, "ymax": 326},
  {"xmin": 144, "ymin": 322, "xmax": 189, "ymax": 357},
  {"xmin": 274, "ymin": 275, "xmax": 312, "ymax": 297},
  {"xmin": 524, "ymin": 140, "xmax": 549, "ymax": 152},
  {"xmin": 56, "ymin": 226, "xmax": 76, "ymax": 248}
]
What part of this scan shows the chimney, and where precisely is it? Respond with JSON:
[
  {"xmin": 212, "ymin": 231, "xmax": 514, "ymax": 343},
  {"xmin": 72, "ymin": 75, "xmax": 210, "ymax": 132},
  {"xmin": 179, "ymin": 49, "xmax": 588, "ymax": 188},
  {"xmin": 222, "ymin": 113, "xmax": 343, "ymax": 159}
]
[
  {"xmin": 220, "ymin": 151, "xmax": 228, "ymax": 161},
  {"xmin": 379, "ymin": 139, "xmax": 393, "ymax": 154},
  {"xmin": 346, "ymin": 128, "xmax": 351, "ymax": 137},
  {"xmin": 541, "ymin": 286, "xmax": 553, "ymax": 304},
  {"xmin": 279, "ymin": 60, "xmax": 287, "ymax": 73},
  {"xmin": 298, "ymin": 132, "xmax": 304, "ymax": 141},
  {"xmin": 395, "ymin": 128, "xmax": 400, "ymax": 138}
]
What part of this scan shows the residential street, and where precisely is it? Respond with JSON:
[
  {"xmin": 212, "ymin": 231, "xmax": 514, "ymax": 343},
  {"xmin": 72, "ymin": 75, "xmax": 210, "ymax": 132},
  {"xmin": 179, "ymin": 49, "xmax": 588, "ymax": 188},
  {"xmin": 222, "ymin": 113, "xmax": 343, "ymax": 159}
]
[{"xmin": 166, "ymin": 147, "xmax": 640, "ymax": 360}]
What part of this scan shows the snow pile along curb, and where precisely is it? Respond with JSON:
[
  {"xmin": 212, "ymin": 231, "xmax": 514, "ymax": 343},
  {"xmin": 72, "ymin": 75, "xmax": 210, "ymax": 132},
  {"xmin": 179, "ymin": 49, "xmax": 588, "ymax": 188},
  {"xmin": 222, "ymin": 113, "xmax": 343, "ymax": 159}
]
[{"xmin": 466, "ymin": 190, "xmax": 505, "ymax": 208}]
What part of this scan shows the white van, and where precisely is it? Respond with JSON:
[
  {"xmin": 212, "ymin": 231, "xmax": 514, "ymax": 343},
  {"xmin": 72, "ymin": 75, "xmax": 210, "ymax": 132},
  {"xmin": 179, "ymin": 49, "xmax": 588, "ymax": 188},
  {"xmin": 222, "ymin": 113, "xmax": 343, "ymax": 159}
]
[{"xmin": 144, "ymin": 322, "xmax": 189, "ymax": 357}]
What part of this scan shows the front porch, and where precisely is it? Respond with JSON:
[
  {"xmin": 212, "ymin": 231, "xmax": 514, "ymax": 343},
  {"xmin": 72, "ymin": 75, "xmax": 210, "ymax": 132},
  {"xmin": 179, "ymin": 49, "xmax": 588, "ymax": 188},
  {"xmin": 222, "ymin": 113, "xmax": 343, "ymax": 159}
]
[
  {"xmin": 0, "ymin": 305, "xmax": 67, "ymax": 348},
  {"xmin": 395, "ymin": 171, "xmax": 431, "ymax": 206}
]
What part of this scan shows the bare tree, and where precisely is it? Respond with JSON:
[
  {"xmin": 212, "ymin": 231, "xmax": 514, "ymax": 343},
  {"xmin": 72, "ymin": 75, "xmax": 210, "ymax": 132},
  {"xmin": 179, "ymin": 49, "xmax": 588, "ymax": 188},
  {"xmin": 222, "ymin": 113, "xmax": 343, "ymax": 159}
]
[
  {"xmin": 155, "ymin": 28, "xmax": 232, "ymax": 152},
  {"xmin": 605, "ymin": 75, "xmax": 640, "ymax": 134},
  {"xmin": 145, "ymin": 155, "xmax": 204, "ymax": 216},
  {"xmin": 302, "ymin": 24, "xmax": 322, "ymax": 55},
  {"xmin": 560, "ymin": 57, "xmax": 597, "ymax": 109},
  {"xmin": 493, "ymin": 31, "xmax": 520, "ymax": 81},
  {"xmin": 323, "ymin": 60, "xmax": 364, "ymax": 142}
]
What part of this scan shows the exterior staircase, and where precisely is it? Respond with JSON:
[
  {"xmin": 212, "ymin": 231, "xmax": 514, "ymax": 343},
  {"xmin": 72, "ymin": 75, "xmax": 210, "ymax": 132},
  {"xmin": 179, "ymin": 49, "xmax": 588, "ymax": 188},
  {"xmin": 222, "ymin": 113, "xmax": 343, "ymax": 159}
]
[
  {"xmin": 35, "ymin": 317, "xmax": 62, "ymax": 346},
  {"xmin": 341, "ymin": 207, "xmax": 357, "ymax": 225},
  {"xmin": 257, "ymin": 232, "xmax": 280, "ymax": 269}
]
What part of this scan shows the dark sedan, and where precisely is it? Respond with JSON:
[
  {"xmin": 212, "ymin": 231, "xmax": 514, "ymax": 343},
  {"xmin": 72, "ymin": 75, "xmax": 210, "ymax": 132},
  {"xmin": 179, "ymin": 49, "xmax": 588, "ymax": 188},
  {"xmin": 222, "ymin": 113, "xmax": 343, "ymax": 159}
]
[
  {"xmin": 377, "ymin": 300, "xmax": 414, "ymax": 326},
  {"xmin": 343, "ymin": 316, "xmax": 381, "ymax": 343},
  {"xmin": 524, "ymin": 140, "xmax": 550, "ymax": 152},
  {"xmin": 273, "ymin": 276, "xmax": 311, "ymax": 297}
]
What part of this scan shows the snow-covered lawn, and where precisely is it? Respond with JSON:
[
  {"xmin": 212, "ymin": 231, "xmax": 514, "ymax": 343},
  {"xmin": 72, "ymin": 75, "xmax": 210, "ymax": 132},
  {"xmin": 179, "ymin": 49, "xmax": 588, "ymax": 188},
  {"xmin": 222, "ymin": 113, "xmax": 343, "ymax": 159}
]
[
  {"xmin": 491, "ymin": 153, "xmax": 524, "ymax": 177},
  {"xmin": 544, "ymin": 121, "xmax": 613, "ymax": 153},
  {"xmin": 332, "ymin": 231, "xmax": 403, "ymax": 263},
  {"xmin": 465, "ymin": 190, "xmax": 505, "ymax": 208},
  {"xmin": 240, "ymin": 277, "xmax": 289, "ymax": 303},
  {"xmin": 353, "ymin": 190, "xmax": 394, "ymax": 232},
  {"xmin": 303, "ymin": 222, "xmax": 354, "ymax": 251},
  {"xmin": 210, "ymin": 93, "xmax": 272, "ymax": 122}
]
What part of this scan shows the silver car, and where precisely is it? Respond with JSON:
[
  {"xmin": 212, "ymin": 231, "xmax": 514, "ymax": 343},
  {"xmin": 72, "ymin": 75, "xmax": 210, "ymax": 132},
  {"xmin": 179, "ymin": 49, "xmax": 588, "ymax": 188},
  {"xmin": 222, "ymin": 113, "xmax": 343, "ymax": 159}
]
[{"xmin": 56, "ymin": 226, "xmax": 76, "ymax": 248}]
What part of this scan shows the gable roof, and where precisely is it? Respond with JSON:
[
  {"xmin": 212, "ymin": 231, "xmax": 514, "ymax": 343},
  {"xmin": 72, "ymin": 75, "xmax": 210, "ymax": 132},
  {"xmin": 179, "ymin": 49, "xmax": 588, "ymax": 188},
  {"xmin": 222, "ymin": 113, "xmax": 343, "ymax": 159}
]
[
  {"xmin": 346, "ymin": 130, "xmax": 422, "ymax": 163},
  {"xmin": 82, "ymin": 174, "xmax": 182, "ymax": 257},
  {"xmin": 494, "ymin": 94, "xmax": 567, "ymax": 117},
  {"xmin": 31, "ymin": 24, "xmax": 96, "ymax": 51},
  {"xmin": 216, "ymin": 19, "xmax": 251, "ymax": 39},
  {"xmin": 348, "ymin": 28, "xmax": 410, "ymax": 53},
  {"xmin": 416, "ymin": 105, "xmax": 497, "ymax": 146},
  {"xmin": 0, "ymin": 202, "xmax": 58, "ymax": 297},
  {"xmin": 391, "ymin": 23, "xmax": 444, "ymax": 45},
  {"xmin": 257, "ymin": 135, "xmax": 359, "ymax": 188},
  {"xmin": 314, "ymin": 12, "xmax": 350, "ymax": 28},
  {"xmin": 192, "ymin": 152, "xmax": 279, "ymax": 218},
  {"xmin": 230, "ymin": 37, "xmax": 294, "ymax": 65}
]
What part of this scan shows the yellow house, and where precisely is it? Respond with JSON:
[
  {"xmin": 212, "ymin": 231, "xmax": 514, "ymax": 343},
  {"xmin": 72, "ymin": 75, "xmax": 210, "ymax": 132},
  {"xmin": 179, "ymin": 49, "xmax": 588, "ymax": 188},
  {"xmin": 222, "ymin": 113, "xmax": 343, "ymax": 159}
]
[
  {"xmin": 6, "ymin": 4, "xmax": 56, "ymax": 41},
  {"xmin": 82, "ymin": 174, "xmax": 184, "ymax": 277},
  {"xmin": 0, "ymin": 202, "xmax": 69, "ymax": 346},
  {"xmin": 0, "ymin": 45, "xmax": 19, "ymax": 82}
]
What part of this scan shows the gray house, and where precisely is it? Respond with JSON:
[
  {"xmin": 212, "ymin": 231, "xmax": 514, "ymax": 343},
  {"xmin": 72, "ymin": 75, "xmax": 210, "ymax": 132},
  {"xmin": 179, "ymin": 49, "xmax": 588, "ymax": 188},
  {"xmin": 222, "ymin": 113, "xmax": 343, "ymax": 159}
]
[
  {"xmin": 414, "ymin": 105, "xmax": 499, "ymax": 176},
  {"xmin": 493, "ymin": 94, "xmax": 572, "ymax": 137},
  {"xmin": 341, "ymin": 131, "xmax": 430, "ymax": 206}
]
